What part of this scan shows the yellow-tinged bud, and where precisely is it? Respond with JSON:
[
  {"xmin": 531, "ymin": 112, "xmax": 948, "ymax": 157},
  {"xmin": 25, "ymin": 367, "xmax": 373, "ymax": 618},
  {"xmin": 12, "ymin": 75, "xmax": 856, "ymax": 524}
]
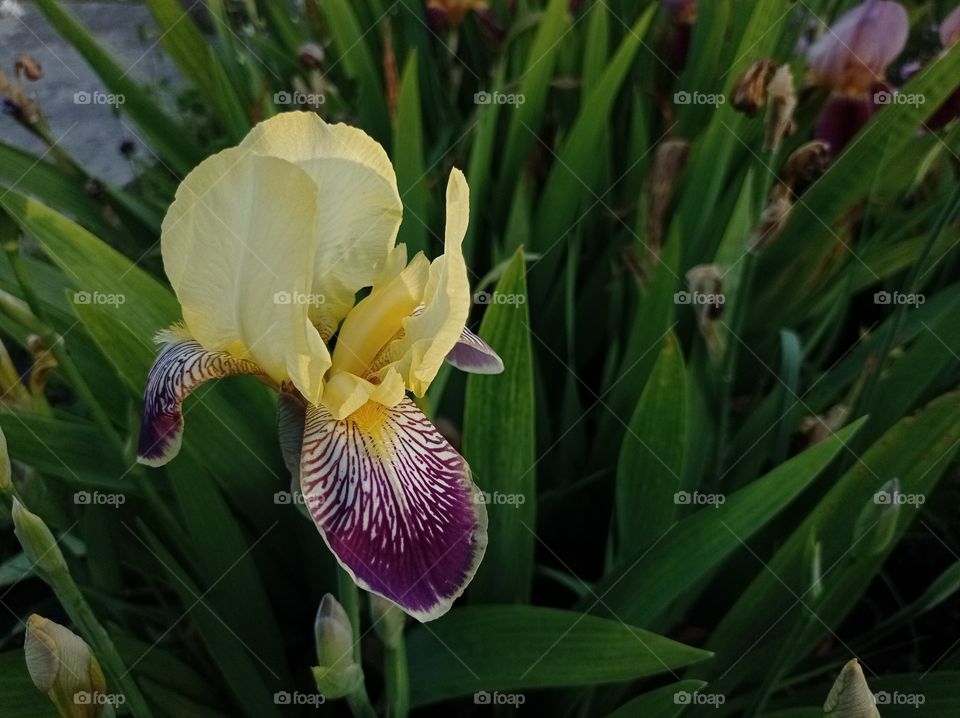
[
  {"xmin": 764, "ymin": 65, "xmax": 797, "ymax": 152},
  {"xmin": 0, "ymin": 427, "xmax": 11, "ymax": 495},
  {"xmin": 823, "ymin": 658, "xmax": 879, "ymax": 717},
  {"xmin": 24, "ymin": 614, "xmax": 108, "ymax": 718},
  {"xmin": 312, "ymin": 594, "xmax": 363, "ymax": 698}
]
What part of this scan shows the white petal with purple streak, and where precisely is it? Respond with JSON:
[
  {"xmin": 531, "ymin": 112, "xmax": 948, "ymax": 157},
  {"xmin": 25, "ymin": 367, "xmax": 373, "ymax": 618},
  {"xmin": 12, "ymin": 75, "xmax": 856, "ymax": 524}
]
[
  {"xmin": 138, "ymin": 336, "xmax": 262, "ymax": 466},
  {"xmin": 445, "ymin": 326, "xmax": 504, "ymax": 374},
  {"xmin": 299, "ymin": 397, "xmax": 486, "ymax": 621}
]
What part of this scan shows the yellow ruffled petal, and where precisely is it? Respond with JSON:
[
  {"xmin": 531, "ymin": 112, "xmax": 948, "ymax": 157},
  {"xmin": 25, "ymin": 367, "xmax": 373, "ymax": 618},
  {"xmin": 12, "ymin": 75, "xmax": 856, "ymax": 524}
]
[
  {"xmin": 385, "ymin": 168, "xmax": 471, "ymax": 396},
  {"xmin": 240, "ymin": 112, "xmax": 403, "ymax": 329},
  {"xmin": 161, "ymin": 150, "xmax": 330, "ymax": 402},
  {"xmin": 322, "ymin": 368, "xmax": 407, "ymax": 420}
]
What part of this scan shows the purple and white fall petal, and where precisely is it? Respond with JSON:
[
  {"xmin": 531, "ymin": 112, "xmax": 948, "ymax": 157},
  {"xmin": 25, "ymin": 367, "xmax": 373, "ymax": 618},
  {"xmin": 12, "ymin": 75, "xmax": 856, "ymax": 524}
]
[
  {"xmin": 445, "ymin": 326, "xmax": 505, "ymax": 374},
  {"xmin": 299, "ymin": 397, "xmax": 487, "ymax": 621}
]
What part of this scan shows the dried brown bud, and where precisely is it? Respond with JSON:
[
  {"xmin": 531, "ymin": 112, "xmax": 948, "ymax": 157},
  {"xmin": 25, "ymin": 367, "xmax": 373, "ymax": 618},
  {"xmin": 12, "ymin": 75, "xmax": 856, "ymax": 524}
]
[
  {"xmin": 731, "ymin": 58, "xmax": 776, "ymax": 116},
  {"xmin": 750, "ymin": 192, "xmax": 794, "ymax": 252},
  {"xmin": 646, "ymin": 139, "xmax": 690, "ymax": 254},
  {"xmin": 15, "ymin": 55, "xmax": 42, "ymax": 82},
  {"xmin": 764, "ymin": 65, "xmax": 797, "ymax": 152},
  {"xmin": 780, "ymin": 140, "xmax": 831, "ymax": 194},
  {"xmin": 297, "ymin": 43, "xmax": 324, "ymax": 69}
]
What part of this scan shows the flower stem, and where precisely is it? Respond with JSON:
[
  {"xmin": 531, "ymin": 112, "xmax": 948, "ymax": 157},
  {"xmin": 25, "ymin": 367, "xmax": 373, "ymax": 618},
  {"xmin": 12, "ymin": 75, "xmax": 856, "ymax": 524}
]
[
  {"xmin": 337, "ymin": 568, "xmax": 379, "ymax": 718},
  {"xmin": 384, "ymin": 639, "xmax": 409, "ymax": 718}
]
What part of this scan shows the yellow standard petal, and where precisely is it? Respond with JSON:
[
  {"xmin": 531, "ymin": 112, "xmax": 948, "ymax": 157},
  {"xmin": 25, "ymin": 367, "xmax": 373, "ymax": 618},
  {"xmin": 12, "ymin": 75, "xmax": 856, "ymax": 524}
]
[
  {"xmin": 161, "ymin": 150, "xmax": 329, "ymax": 402},
  {"xmin": 240, "ymin": 112, "xmax": 404, "ymax": 334},
  {"xmin": 382, "ymin": 168, "xmax": 471, "ymax": 396}
]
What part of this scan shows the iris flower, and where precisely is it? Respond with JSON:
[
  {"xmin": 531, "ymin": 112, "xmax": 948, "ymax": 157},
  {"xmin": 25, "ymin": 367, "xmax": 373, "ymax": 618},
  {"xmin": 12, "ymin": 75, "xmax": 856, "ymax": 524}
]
[{"xmin": 137, "ymin": 112, "xmax": 503, "ymax": 621}]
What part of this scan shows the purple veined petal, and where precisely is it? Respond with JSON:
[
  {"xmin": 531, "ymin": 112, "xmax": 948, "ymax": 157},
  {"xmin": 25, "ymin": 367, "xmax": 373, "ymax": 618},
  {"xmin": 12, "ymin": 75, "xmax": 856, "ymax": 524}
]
[
  {"xmin": 814, "ymin": 91, "xmax": 878, "ymax": 156},
  {"xmin": 445, "ymin": 326, "xmax": 504, "ymax": 374},
  {"xmin": 300, "ymin": 397, "xmax": 487, "ymax": 621},
  {"xmin": 138, "ymin": 336, "xmax": 262, "ymax": 467}
]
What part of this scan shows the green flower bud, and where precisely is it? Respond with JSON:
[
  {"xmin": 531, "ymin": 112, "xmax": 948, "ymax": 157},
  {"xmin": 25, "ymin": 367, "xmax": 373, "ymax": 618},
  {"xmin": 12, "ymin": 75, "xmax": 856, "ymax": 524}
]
[
  {"xmin": 12, "ymin": 498, "xmax": 67, "ymax": 577},
  {"xmin": 0, "ymin": 427, "xmax": 11, "ymax": 495},
  {"xmin": 25, "ymin": 614, "xmax": 108, "ymax": 718},
  {"xmin": 312, "ymin": 594, "xmax": 362, "ymax": 699}
]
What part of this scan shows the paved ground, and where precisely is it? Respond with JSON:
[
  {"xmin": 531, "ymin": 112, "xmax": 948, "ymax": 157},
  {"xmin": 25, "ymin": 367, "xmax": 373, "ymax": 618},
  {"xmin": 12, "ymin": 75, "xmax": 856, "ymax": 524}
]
[{"xmin": 0, "ymin": 0, "xmax": 179, "ymax": 184}]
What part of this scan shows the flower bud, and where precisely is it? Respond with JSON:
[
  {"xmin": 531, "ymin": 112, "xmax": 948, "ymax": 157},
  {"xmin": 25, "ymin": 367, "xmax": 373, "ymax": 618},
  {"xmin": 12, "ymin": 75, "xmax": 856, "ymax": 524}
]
[
  {"xmin": 12, "ymin": 498, "xmax": 67, "ymax": 577},
  {"xmin": 25, "ymin": 614, "xmax": 107, "ymax": 718},
  {"xmin": 806, "ymin": 0, "xmax": 908, "ymax": 95},
  {"xmin": 749, "ymin": 192, "xmax": 793, "ymax": 252},
  {"xmin": 0, "ymin": 427, "xmax": 11, "ymax": 495},
  {"xmin": 731, "ymin": 58, "xmax": 776, "ymax": 116},
  {"xmin": 646, "ymin": 138, "xmax": 690, "ymax": 253},
  {"xmin": 764, "ymin": 64, "xmax": 797, "ymax": 152},
  {"xmin": 312, "ymin": 593, "xmax": 363, "ymax": 698},
  {"xmin": 426, "ymin": 0, "xmax": 489, "ymax": 29},
  {"xmin": 369, "ymin": 594, "xmax": 406, "ymax": 649},
  {"xmin": 823, "ymin": 658, "xmax": 879, "ymax": 717},
  {"xmin": 297, "ymin": 43, "xmax": 325, "ymax": 70},
  {"xmin": 662, "ymin": 0, "xmax": 696, "ymax": 24},
  {"xmin": 14, "ymin": 55, "xmax": 42, "ymax": 82},
  {"xmin": 780, "ymin": 140, "xmax": 831, "ymax": 194},
  {"xmin": 940, "ymin": 5, "xmax": 960, "ymax": 48}
]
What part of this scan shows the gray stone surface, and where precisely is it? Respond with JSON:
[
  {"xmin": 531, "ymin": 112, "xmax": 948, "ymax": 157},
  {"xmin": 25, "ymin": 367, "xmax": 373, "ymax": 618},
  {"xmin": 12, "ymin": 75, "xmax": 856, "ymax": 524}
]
[{"xmin": 0, "ymin": 0, "xmax": 181, "ymax": 185}]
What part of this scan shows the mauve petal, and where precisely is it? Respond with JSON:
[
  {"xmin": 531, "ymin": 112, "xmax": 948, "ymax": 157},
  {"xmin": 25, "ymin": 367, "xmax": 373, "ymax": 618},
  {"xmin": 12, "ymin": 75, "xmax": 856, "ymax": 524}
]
[
  {"xmin": 941, "ymin": 5, "xmax": 960, "ymax": 47},
  {"xmin": 138, "ymin": 336, "xmax": 262, "ymax": 466},
  {"xmin": 300, "ymin": 397, "xmax": 487, "ymax": 621},
  {"xmin": 807, "ymin": 0, "xmax": 908, "ymax": 94},
  {"xmin": 445, "ymin": 326, "xmax": 504, "ymax": 374}
]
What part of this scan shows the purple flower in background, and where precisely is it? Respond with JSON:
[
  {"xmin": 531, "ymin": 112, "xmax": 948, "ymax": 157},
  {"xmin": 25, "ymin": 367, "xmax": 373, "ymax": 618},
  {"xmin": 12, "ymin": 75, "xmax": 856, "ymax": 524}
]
[
  {"xmin": 806, "ymin": 0, "xmax": 909, "ymax": 155},
  {"xmin": 806, "ymin": 0, "xmax": 908, "ymax": 95},
  {"xmin": 662, "ymin": 0, "xmax": 696, "ymax": 24},
  {"xmin": 940, "ymin": 5, "xmax": 960, "ymax": 48},
  {"xmin": 662, "ymin": 0, "xmax": 696, "ymax": 70}
]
